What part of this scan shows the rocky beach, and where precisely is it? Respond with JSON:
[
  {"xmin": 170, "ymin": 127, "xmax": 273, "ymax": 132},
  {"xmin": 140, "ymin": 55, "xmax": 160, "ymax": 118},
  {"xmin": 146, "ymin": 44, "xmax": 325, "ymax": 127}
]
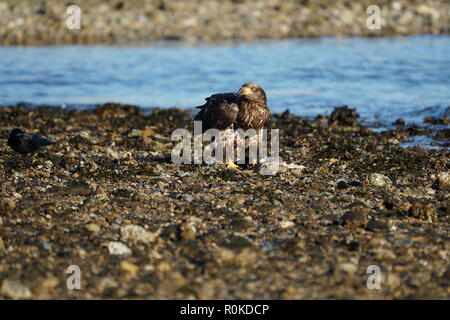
[
  {"xmin": 0, "ymin": 103, "xmax": 448, "ymax": 299},
  {"xmin": 1, "ymin": 0, "xmax": 449, "ymax": 45}
]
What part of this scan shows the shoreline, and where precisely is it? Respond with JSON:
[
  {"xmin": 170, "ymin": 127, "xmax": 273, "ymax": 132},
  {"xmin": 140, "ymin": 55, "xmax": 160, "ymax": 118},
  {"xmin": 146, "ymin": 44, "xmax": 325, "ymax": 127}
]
[
  {"xmin": 1, "ymin": 34, "xmax": 449, "ymax": 48},
  {"xmin": 0, "ymin": 103, "xmax": 448, "ymax": 299},
  {"xmin": 2, "ymin": 102, "xmax": 449, "ymax": 149},
  {"xmin": 1, "ymin": 0, "xmax": 449, "ymax": 45}
]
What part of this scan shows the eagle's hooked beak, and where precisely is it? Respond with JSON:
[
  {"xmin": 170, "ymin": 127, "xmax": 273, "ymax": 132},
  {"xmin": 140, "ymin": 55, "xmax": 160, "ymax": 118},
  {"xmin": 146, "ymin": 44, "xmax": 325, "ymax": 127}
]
[{"xmin": 238, "ymin": 86, "xmax": 252, "ymax": 96}]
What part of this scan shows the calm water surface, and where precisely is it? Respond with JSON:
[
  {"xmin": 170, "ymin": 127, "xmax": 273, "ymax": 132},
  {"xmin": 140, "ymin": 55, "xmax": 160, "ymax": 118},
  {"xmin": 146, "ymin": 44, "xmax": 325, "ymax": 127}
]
[{"xmin": 0, "ymin": 35, "xmax": 449, "ymax": 127}]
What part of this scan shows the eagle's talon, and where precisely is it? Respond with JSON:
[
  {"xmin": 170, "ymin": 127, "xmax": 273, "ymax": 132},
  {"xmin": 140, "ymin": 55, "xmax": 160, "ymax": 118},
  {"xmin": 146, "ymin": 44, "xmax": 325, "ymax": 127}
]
[{"xmin": 222, "ymin": 161, "xmax": 239, "ymax": 170}]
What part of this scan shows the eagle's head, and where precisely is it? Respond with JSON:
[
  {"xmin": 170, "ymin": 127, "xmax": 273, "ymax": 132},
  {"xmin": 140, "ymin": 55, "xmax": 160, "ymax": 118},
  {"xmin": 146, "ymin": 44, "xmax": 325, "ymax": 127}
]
[{"xmin": 238, "ymin": 82, "xmax": 267, "ymax": 103}]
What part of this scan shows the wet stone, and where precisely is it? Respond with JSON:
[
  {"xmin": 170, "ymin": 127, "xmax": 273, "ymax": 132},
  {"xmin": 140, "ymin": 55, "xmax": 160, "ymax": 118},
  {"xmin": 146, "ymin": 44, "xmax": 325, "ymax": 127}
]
[
  {"xmin": 1, "ymin": 280, "xmax": 32, "ymax": 299},
  {"xmin": 0, "ymin": 237, "xmax": 5, "ymax": 251},
  {"xmin": 367, "ymin": 173, "xmax": 392, "ymax": 187},
  {"xmin": 395, "ymin": 118, "xmax": 406, "ymax": 125},
  {"xmin": 408, "ymin": 201, "xmax": 435, "ymax": 221},
  {"xmin": 350, "ymin": 181, "xmax": 363, "ymax": 188},
  {"xmin": 328, "ymin": 106, "xmax": 359, "ymax": 127},
  {"xmin": 107, "ymin": 241, "xmax": 132, "ymax": 256},
  {"xmin": 36, "ymin": 240, "xmax": 52, "ymax": 251},
  {"xmin": 366, "ymin": 220, "xmax": 390, "ymax": 232},
  {"xmin": 85, "ymin": 223, "xmax": 101, "ymax": 234},
  {"xmin": 120, "ymin": 225, "xmax": 156, "ymax": 245},
  {"xmin": 95, "ymin": 103, "xmax": 140, "ymax": 119},
  {"xmin": 341, "ymin": 206, "xmax": 369, "ymax": 229},
  {"xmin": 337, "ymin": 181, "xmax": 349, "ymax": 190},
  {"xmin": 221, "ymin": 235, "xmax": 253, "ymax": 251},
  {"xmin": 436, "ymin": 172, "xmax": 450, "ymax": 191}
]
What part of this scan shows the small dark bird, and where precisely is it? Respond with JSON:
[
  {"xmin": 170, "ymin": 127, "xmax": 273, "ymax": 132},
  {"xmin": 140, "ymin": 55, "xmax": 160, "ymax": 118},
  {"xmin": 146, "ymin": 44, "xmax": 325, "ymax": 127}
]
[{"xmin": 8, "ymin": 128, "xmax": 53, "ymax": 155}]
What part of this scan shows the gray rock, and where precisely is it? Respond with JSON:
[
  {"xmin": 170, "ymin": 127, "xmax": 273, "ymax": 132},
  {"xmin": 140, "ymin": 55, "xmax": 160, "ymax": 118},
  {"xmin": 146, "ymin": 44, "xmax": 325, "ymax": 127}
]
[
  {"xmin": 437, "ymin": 172, "xmax": 450, "ymax": 190},
  {"xmin": 366, "ymin": 220, "xmax": 390, "ymax": 232},
  {"xmin": 107, "ymin": 241, "xmax": 132, "ymax": 256},
  {"xmin": 120, "ymin": 225, "xmax": 157, "ymax": 245},
  {"xmin": 367, "ymin": 173, "xmax": 392, "ymax": 187},
  {"xmin": 1, "ymin": 280, "xmax": 32, "ymax": 299},
  {"xmin": 36, "ymin": 240, "xmax": 52, "ymax": 251}
]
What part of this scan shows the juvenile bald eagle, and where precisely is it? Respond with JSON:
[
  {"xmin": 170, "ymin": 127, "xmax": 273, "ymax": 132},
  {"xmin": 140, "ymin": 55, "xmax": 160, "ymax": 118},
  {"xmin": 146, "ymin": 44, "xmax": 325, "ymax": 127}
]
[
  {"xmin": 194, "ymin": 82, "xmax": 271, "ymax": 166},
  {"xmin": 195, "ymin": 82, "xmax": 270, "ymax": 132}
]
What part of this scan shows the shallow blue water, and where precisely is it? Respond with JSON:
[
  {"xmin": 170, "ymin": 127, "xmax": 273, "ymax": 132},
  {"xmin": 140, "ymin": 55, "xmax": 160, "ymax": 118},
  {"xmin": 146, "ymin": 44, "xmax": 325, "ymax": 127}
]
[{"xmin": 0, "ymin": 35, "xmax": 449, "ymax": 125}]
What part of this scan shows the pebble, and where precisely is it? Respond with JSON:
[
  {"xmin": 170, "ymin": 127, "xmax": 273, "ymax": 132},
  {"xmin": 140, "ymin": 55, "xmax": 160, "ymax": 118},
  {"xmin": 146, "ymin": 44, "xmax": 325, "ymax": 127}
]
[
  {"xmin": 120, "ymin": 225, "xmax": 156, "ymax": 245},
  {"xmin": 373, "ymin": 248, "xmax": 397, "ymax": 260},
  {"xmin": 336, "ymin": 262, "xmax": 358, "ymax": 276},
  {"xmin": 12, "ymin": 192, "xmax": 22, "ymax": 199},
  {"xmin": 120, "ymin": 261, "xmax": 139, "ymax": 278},
  {"xmin": 341, "ymin": 207, "xmax": 368, "ymax": 229},
  {"xmin": 97, "ymin": 277, "xmax": 119, "ymax": 293},
  {"xmin": 139, "ymin": 129, "xmax": 155, "ymax": 138},
  {"xmin": 328, "ymin": 106, "xmax": 359, "ymax": 127},
  {"xmin": 279, "ymin": 220, "xmax": 295, "ymax": 229},
  {"xmin": 115, "ymin": 218, "xmax": 124, "ymax": 224},
  {"xmin": 0, "ymin": 237, "xmax": 5, "ymax": 251},
  {"xmin": 437, "ymin": 172, "xmax": 450, "ymax": 190},
  {"xmin": 180, "ymin": 222, "xmax": 197, "ymax": 241},
  {"xmin": 395, "ymin": 118, "xmax": 406, "ymax": 125},
  {"xmin": 408, "ymin": 202, "xmax": 435, "ymax": 221},
  {"xmin": 36, "ymin": 240, "xmax": 52, "ymax": 251},
  {"xmin": 1, "ymin": 280, "xmax": 32, "ymax": 299},
  {"xmin": 85, "ymin": 223, "xmax": 101, "ymax": 234},
  {"xmin": 366, "ymin": 220, "xmax": 390, "ymax": 232},
  {"xmin": 337, "ymin": 181, "xmax": 349, "ymax": 190},
  {"xmin": 107, "ymin": 241, "xmax": 132, "ymax": 256},
  {"xmin": 348, "ymin": 181, "xmax": 363, "ymax": 187},
  {"xmin": 106, "ymin": 148, "xmax": 120, "ymax": 160},
  {"xmin": 367, "ymin": 173, "xmax": 392, "ymax": 187},
  {"xmin": 177, "ymin": 171, "xmax": 190, "ymax": 177},
  {"xmin": 215, "ymin": 248, "xmax": 257, "ymax": 268}
]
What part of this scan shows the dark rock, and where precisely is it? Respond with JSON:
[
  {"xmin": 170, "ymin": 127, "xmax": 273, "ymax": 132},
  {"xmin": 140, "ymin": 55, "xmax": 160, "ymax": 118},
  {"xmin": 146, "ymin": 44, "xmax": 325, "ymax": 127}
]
[
  {"xmin": 394, "ymin": 118, "xmax": 406, "ymax": 125},
  {"xmin": 161, "ymin": 224, "xmax": 181, "ymax": 241},
  {"xmin": 424, "ymin": 115, "xmax": 449, "ymax": 125},
  {"xmin": 434, "ymin": 129, "xmax": 450, "ymax": 140},
  {"xmin": 222, "ymin": 235, "xmax": 253, "ymax": 250},
  {"xmin": 409, "ymin": 201, "xmax": 435, "ymax": 220},
  {"xmin": 337, "ymin": 181, "xmax": 349, "ymax": 190},
  {"xmin": 328, "ymin": 106, "xmax": 359, "ymax": 127},
  {"xmin": 366, "ymin": 220, "xmax": 390, "ymax": 232},
  {"xmin": 349, "ymin": 181, "xmax": 363, "ymax": 187},
  {"xmin": 95, "ymin": 103, "xmax": 140, "ymax": 119},
  {"xmin": 383, "ymin": 197, "xmax": 409, "ymax": 215},
  {"xmin": 36, "ymin": 240, "xmax": 52, "ymax": 251},
  {"xmin": 341, "ymin": 206, "xmax": 368, "ymax": 229}
]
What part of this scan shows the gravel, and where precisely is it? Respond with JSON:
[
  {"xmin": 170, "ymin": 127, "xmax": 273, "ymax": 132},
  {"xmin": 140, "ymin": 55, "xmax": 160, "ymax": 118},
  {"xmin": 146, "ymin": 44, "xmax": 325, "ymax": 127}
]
[
  {"xmin": 0, "ymin": 0, "xmax": 449, "ymax": 45},
  {"xmin": 0, "ymin": 103, "xmax": 448, "ymax": 299}
]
